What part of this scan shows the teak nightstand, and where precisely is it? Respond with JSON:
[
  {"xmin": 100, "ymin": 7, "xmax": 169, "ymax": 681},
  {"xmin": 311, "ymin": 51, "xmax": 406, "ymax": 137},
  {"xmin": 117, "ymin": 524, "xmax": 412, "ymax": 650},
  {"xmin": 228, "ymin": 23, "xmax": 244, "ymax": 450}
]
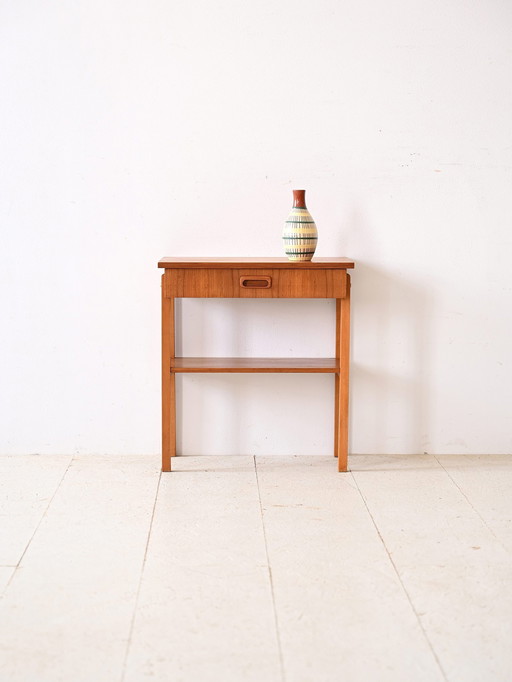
[{"xmin": 158, "ymin": 257, "xmax": 355, "ymax": 472}]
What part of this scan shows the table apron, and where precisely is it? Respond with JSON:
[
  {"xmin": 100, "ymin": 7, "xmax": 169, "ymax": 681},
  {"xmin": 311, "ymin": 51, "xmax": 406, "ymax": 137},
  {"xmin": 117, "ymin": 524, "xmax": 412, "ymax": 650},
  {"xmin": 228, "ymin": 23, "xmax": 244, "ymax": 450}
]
[{"xmin": 163, "ymin": 268, "xmax": 348, "ymax": 298}]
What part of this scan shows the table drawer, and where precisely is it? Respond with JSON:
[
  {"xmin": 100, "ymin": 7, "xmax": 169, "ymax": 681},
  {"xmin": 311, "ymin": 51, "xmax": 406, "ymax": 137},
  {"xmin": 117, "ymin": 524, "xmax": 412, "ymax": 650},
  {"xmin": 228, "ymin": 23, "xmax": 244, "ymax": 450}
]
[
  {"xmin": 164, "ymin": 268, "xmax": 347, "ymax": 298},
  {"xmin": 238, "ymin": 269, "xmax": 346, "ymax": 298}
]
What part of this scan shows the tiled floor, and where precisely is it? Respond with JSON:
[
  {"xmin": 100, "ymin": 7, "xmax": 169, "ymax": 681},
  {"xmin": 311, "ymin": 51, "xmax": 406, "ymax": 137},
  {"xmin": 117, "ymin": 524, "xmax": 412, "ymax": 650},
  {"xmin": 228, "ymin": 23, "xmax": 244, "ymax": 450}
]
[{"xmin": 1, "ymin": 454, "xmax": 511, "ymax": 681}]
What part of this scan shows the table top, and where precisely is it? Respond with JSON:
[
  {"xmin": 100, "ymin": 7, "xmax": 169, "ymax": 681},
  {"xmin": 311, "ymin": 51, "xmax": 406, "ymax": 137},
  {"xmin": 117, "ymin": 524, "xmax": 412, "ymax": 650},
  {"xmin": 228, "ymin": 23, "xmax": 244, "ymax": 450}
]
[{"xmin": 158, "ymin": 257, "xmax": 355, "ymax": 269}]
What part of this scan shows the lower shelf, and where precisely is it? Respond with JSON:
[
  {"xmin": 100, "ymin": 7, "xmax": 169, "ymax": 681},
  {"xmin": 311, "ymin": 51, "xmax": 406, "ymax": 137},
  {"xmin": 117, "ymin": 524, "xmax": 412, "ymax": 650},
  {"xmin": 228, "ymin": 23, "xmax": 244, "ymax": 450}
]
[{"xmin": 171, "ymin": 357, "xmax": 340, "ymax": 373}]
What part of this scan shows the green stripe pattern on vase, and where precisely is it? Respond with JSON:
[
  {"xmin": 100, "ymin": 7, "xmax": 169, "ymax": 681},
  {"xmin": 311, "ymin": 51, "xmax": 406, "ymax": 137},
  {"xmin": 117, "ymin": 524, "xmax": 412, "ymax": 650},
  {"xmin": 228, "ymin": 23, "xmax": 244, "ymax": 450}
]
[{"xmin": 283, "ymin": 189, "xmax": 318, "ymax": 261}]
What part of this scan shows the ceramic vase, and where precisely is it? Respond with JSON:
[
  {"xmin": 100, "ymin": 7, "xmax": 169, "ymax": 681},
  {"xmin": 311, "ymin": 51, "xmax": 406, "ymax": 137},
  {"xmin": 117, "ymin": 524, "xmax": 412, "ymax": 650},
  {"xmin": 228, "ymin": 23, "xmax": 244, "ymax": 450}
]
[{"xmin": 283, "ymin": 189, "xmax": 318, "ymax": 261}]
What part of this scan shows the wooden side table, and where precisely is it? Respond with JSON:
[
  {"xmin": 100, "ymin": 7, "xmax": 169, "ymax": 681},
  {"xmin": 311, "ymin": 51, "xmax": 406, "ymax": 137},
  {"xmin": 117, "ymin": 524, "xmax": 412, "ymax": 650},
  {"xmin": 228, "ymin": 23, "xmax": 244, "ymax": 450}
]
[{"xmin": 158, "ymin": 257, "xmax": 355, "ymax": 472}]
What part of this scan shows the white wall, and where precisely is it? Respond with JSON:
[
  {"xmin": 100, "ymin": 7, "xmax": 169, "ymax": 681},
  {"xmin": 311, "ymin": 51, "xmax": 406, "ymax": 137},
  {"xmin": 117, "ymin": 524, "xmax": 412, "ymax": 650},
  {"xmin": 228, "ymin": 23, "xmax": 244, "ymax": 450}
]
[{"xmin": 1, "ymin": 0, "xmax": 511, "ymax": 456}]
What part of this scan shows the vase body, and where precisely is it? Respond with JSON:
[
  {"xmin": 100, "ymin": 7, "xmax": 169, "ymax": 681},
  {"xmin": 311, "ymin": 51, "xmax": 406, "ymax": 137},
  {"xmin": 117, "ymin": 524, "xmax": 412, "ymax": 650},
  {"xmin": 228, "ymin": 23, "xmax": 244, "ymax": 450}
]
[{"xmin": 283, "ymin": 189, "xmax": 318, "ymax": 261}]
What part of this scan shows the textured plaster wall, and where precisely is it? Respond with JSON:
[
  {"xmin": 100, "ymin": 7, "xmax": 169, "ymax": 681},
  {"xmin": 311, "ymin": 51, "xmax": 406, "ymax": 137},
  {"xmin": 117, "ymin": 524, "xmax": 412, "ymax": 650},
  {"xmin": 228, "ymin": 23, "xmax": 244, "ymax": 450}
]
[{"xmin": 1, "ymin": 0, "xmax": 511, "ymax": 455}]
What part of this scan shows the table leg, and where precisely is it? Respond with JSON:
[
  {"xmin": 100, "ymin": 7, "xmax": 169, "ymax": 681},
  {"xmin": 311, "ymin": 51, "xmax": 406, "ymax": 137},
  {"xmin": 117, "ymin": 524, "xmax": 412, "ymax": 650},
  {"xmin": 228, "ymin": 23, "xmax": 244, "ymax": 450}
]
[
  {"xmin": 334, "ymin": 373, "xmax": 339, "ymax": 457},
  {"xmin": 162, "ymin": 278, "xmax": 176, "ymax": 471},
  {"xmin": 335, "ymin": 274, "xmax": 351, "ymax": 472}
]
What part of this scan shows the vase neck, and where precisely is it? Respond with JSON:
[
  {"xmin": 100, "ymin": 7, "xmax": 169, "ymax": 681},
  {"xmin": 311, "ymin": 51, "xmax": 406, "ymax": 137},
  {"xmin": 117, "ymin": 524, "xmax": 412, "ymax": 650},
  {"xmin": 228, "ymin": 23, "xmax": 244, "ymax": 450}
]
[{"xmin": 292, "ymin": 189, "xmax": 307, "ymax": 209}]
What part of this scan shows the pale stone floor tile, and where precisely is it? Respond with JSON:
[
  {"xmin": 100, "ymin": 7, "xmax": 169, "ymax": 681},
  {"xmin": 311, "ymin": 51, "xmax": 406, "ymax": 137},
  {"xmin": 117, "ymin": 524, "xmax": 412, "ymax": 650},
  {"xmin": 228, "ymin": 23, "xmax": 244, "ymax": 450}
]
[
  {"xmin": 350, "ymin": 453, "xmax": 440, "ymax": 472},
  {"xmin": 123, "ymin": 456, "xmax": 281, "ymax": 682},
  {"xmin": 436, "ymin": 454, "xmax": 512, "ymax": 552},
  {"xmin": 2, "ymin": 453, "xmax": 512, "ymax": 682},
  {"xmin": 353, "ymin": 454, "xmax": 512, "ymax": 682},
  {"xmin": 0, "ymin": 455, "xmax": 72, "ymax": 565},
  {"xmin": 256, "ymin": 456, "xmax": 444, "ymax": 682},
  {"xmin": 0, "ymin": 455, "xmax": 160, "ymax": 682}
]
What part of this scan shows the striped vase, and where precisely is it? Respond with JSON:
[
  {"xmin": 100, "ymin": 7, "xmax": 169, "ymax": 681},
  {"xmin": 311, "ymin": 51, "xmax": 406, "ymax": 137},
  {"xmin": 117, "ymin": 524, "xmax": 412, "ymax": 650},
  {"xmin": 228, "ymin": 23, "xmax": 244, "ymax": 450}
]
[{"xmin": 283, "ymin": 189, "xmax": 318, "ymax": 261}]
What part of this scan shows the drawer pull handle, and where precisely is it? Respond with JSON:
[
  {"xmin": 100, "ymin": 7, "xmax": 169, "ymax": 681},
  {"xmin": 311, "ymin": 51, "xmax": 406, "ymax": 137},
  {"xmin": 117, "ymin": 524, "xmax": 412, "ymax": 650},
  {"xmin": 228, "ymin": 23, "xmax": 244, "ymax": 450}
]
[{"xmin": 240, "ymin": 276, "xmax": 272, "ymax": 289}]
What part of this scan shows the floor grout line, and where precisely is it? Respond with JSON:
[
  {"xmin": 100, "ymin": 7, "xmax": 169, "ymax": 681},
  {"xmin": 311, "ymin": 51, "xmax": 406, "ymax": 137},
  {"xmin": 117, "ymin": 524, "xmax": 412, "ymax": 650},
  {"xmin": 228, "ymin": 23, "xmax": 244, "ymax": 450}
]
[
  {"xmin": 254, "ymin": 456, "xmax": 286, "ymax": 682},
  {"xmin": 0, "ymin": 567, "xmax": 17, "ymax": 601},
  {"xmin": 120, "ymin": 470, "xmax": 163, "ymax": 682},
  {"xmin": 350, "ymin": 470, "xmax": 449, "ymax": 682},
  {"xmin": 433, "ymin": 455, "xmax": 510, "ymax": 554},
  {"xmin": 2, "ymin": 455, "xmax": 75, "ymax": 597}
]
